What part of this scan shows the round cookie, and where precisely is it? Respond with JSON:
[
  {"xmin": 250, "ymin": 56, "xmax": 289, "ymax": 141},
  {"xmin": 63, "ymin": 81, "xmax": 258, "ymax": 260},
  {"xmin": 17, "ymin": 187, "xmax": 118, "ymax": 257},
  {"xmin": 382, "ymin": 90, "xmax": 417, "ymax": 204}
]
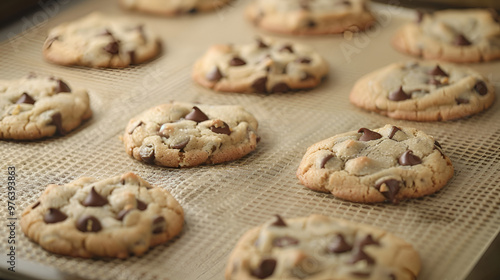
[
  {"xmin": 245, "ymin": 0, "xmax": 375, "ymax": 35},
  {"xmin": 43, "ymin": 12, "xmax": 161, "ymax": 68},
  {"xmin": 192, "ymin": 37, "xmax": 328, "ymax": 94},
  {"xmin": 225, "ymin": 214, "xmax": 421, "ymax": 280},
  {"xmin": 0, "ymin": 74, "xmax": 92, "ymax": 140},
  {"xmin": 120, "ymin": 0, "xmax": 233, "ymax": 16},
  {"xmin": 296, "ymin": 125, "xmax": 454, "ymax": 204},
  {"xmin": 349, "ymin": 61, "xmax": 495, "ymax": 121},
  {"xmin": 20, "ymin": 172, "xmax": 184, "ymax": 259},
  {"xmin": 392, "ymin": 9, "xmax": 500, "ymax": 63},
  {"xmin": 122, "ymin": 102, "xmax": 259, "ymax": 167}
]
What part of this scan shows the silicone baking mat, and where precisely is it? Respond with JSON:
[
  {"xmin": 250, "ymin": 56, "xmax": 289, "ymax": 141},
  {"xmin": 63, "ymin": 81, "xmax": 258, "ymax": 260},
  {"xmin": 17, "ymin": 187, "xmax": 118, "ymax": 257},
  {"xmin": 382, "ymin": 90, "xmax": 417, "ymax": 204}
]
[{"xmin": 1, "ymin": 1, "xmax": 499, "ymax": 279}]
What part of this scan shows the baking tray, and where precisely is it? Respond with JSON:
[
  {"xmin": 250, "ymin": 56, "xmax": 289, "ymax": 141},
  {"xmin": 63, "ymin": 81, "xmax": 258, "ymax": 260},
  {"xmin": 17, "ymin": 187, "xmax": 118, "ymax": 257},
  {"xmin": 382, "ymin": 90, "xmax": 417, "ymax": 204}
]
[{"xmin": 1, "ymin": 1, "xmax": 500, "ymax": 279}]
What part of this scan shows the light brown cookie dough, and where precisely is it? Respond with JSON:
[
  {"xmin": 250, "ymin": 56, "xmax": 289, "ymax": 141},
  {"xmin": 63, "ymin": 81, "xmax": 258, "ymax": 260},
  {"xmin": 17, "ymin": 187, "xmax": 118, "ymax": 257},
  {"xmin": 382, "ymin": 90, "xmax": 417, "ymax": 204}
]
[
  {"xmin": 0, "ymin": 74, "xmax": 92, "ymax": 140},
  {"xmin": 20, "ymin": 172, "xmax": 184, "ymax": 259},
  {"xmin": 122, "ymin": 102, "xmax": 259, "ymax": 167},
  {"xmin": 349, "ymin": 61, "xmax": 495, "ymax": 121},
  {"xmin": 226, "ymin": 214, "xmax": 421, "ymax": 280},
  {"xmin": 392, "ymin": 9, "xmax": 500, "ymax": 63},
  {"xmin": 120, "ymin": 0, "xmax": 233, "ymax": 16},
  {"xmin": 43, "ymin": 12, "xmax": 161, "ymax": 68},
  {"xmin": 245, "ymin": 0, "xmax": 375, "ymax": 35},
  {"xmin": 296, "ymin": 125, "xmax": 454, "ymax": 204},
  {"xmin": 192, "ymin": 37, "xmax": 328, "ymax": 94}
]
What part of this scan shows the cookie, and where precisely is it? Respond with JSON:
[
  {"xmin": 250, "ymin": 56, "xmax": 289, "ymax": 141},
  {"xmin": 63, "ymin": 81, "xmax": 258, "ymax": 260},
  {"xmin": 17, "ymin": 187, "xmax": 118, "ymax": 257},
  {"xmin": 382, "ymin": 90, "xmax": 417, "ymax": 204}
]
[
  {"xmin": 392, "ymin": 9, "xmax": 500, "ymax": 63},
  {"xmin": 296, "ymin": 124, "xmax": 454, "ymax": 203},
  {"xmin": 120, "ymin": 0, "xmax": 232, "ymax": 16},
  {"xmin": 0, "ymin": 74, "xmax": 92, "ymax": 140},
  {"xmin": 349, "ymin": 61, "xmax": 495, "ymax": 121},
  {"xmin": 245, "ymin": 0, "xmax": 375, "ymax": 35},
  {"xmin": 43, "ymin": 12, "xmax": 161, "ymax": 68},
  {"xmin": 225, "ymin": 214, "xmax": 421, "ymax": 280},
  {"xmin": 122, "ymin": 102, "xmax": 259, "ymax": 167},
  {"xmin": 20, "ymin": 172, "xmax": 184, "ymax": 258},
  {"xmin": 192, "ymin": 37, "xmax": 328, "ymax": 94}
]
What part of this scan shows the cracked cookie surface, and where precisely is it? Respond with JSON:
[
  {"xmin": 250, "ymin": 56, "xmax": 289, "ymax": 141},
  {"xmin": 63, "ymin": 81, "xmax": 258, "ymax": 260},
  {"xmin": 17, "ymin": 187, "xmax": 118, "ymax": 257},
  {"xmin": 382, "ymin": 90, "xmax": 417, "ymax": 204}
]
[
  {"xmin": 0, "ymin": 74, "xmax": 92, "ymax": 140},
  {"xmin": 245, "ymin": 0, "xmax": 375, "ymax": 35},
  {"xmin": 392, "ymin": 9, "xmax": 500, "ymax": 63},
  {"xmin": 122, "ymin": 102, "xmax": 259, "ymax": 167},
  {"xmin": 349, "ymin": 61, "xmax": 495, "ymax": 121},
  {"xmin": 20, "ymin": 172, "xmax": 184, "ymax": 258},
  {"xmin": 296, "ymin": 125, "xmax": 454, "ymax": 203},
  {"xmin": 225, "ymin": 214, "xmax": 420, "ymax": 280},
  {"xmin": 120, "ymin": 0, "xmax": 233, "ymax": 16},
  {"xmin": 192, "ymin": 37, "xmax": 328, "ymax": 94},
  {"xmin": 43, "ymin": 12, "xmax": 161, "ymax": 68}
]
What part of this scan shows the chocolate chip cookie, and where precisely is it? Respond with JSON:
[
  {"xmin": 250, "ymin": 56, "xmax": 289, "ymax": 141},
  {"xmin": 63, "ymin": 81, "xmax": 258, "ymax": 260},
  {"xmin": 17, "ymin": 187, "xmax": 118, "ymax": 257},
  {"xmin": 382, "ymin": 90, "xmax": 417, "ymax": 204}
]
[
  {"xmin": 349, "ymin": 61, "xmax": 495, "ymax": 121},
  {"xmin": 225, "ymin": 214, "xmax": 421, "ymax": 279},
  {"xmin": 122, "ymin": 102, "xmax": 259, "ymax": 167},
  {"xmin": 120, "ymin": 0, "xmax": 232, "ymax": 16},
  {"xmin": 296, "ymin": 125, "xmax": 454, "ymax": 203},
  {"xmin": 0, "ymin": 74, "xmax": 92, "ymax": 140},
  {"xmin": 20, "ymin": 172, "xmax": 184, "ymax": 258},
  {"xmin": 392, "ymin": 9, "xmax": 500, "ymax": 62},
  {"xmin": 43, "ymin": 12, "xmax": 161, "ymax": 68},
  {"xmin": 192, "ymin": 37, "xmax": 328, "ymax": 94},
  {"xmin": 245, "ymin": 0, "xmax": 375, "ymax": 35}
]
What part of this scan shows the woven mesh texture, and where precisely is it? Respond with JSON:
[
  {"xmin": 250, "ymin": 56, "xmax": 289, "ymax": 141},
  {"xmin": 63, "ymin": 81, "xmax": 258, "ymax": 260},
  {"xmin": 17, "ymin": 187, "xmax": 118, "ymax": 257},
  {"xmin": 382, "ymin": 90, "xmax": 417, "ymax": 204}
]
[{"xmin": 1, "ymin": 1, "xmax": 500, "ymax": 279}]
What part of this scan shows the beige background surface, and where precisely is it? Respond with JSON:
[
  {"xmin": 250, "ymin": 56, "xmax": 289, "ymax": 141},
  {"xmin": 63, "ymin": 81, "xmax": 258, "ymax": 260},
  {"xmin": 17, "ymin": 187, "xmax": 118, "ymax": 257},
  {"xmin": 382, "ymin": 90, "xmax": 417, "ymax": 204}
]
[{"xmin": 1, "ymin": 1, "xmax": 500, "ymax": 279}]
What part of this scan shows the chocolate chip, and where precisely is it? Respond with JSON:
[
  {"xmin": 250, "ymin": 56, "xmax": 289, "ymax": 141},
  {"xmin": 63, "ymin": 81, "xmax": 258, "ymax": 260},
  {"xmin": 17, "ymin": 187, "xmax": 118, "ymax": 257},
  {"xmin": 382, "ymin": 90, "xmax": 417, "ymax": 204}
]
[
  {"xmin": 320, "ymin": 154, "xmax": 334, "ymax": 169},
  {"xmin": 32, "ymin": 201, "xmax": 41, "ymax": 209},
  {"xmin": 348, "ymin": 248, "xmax": 375, "ymax": 265},
  {"xmin": 256, "ymin": 38, "xmax": 268, "ymax": 48},
  {"xmin": 454, "ymin": 34, "xmax": 472, "ymax": 46},
  {"xmin": 44, "ymin": 208, "xmax": 67, "ymax": 224},
  {"xmin": 271, "ymin": 215, "xmax": 287, "ymax": 227},
  {"xmin": 295, "ymin": 57, "xmax": 311, "ymax": 64},
  {"xmin": 375, "ymin": 179, "xmax": 401, "ymax": 203},
  {"xmin": 251, "ymin": 258, "xmax": 277, "ymax": 279},
  {"xmin": 76, "ymin": 215, "xmax": 102, "ymax": 232},
  {"xmin": 327, "ymin": 234, "xmax": 352, "ymax": 253},
  {"xmin": 489, "ymin": 8, "xmax": 500, "ymax": 23},
  {"xmin": 351, "ymin": 272, "xmax": 371, "ymax": 278},
  {"xmin": 51, "ymin": 112, "xmax": 66, "ymax": 135},
  {"xmin": 45, "ymin": 36, "xmax": 59, "ymax": 48},
  {"xmin": 229, "ymin": 57, "xmax": 246, "ymax": 66},
  {"xmin": 187, "ymin": 7, "xmax": 198, "ymax": 14},
  {"xmin": 279, "ymin": 45, "xmax": 294, "ymax": 53},
  {"xmin": 456, "ymin": 97, "xmax": 470, "ymax": 104},
  {"xmin": 139, "ymin": 144, "xmax": 155, "ymax": 164},
  {"xmin": 171, "ymin": 137, "xmax": 190, "ymax": 150},
  {"xmin": 271, "ymin": 82, "xmax": 290, "ymax": 93},
  {"xmin": 388, "ymin": 126, "xmax": 401, "ymax": 139},
  {"xmin": 358, "ymin": 234, "xmax": 379, "ymax": 248},
  {"xmin": 429, "ymin": 65, "xmax": 448, "ymax": 77},
  {"xmin": 129, "ymin": 50, "xmax": 136, "ymax": 64},
  {"xmin": 210, "ymin": 121, "xmax": 231, "ymax": 135},
  {"xmin": 152, "ymin": 216, "xmax": 166, "ymax": 234},
  {"xmin": 55, "ymin": 79, "xmax": 71, "ymax": 93},
  {"xmin": 117, "ymin": 209, "xmax": 132, "ymax": 221},
  {"xmin": 473, "ymin": 81, "xmax": 488, "ymax": 96},
  {"xmin": 358, "ymin": 128, "xmax": 382, "ymax": 141},
  {"xmin": 206, "ymin": 66, "xmax": 223, "ymax": 82},
  {"xmin": 388, "ymin": 86, "xmax": 410, "ymax": 101},
  {"xmin": 16, "ymin": 93, "xmax": 36, "ymax": 104},
  {"xmin": 399, "ymin": 150, "xmax": 422, "ymax": 166},
  {"xmin": 82, "ymin": 187, "xmax": 108, "ymax": 207},
  {"xmin": 389, "ymin": 273, "xmax": 397, "ymax": 280},
  {"xmin": 416, "ymin": 10, "xmax": 425, "ymax": 23},
  {"xmin": 305, "ymin": 19, "xmax": 316, "ymax": 28},
  {"xmin": 340, "ymin": 0, "xmax": 352, "ymax": 6},
  {"xmin": 273, "ymin": 236, "xmax": 299, "ymax": 247},
  {"xmin": 252, "ymin": 76, "xmax": 268, "ymax": 93},
  {"xmin": 137, "ymin": 199, "xmax": 147, "ymax": 211},
  {"xmin": 127, "ymin": 120, "xmax": 143, "ymax": 134},
  {"xmin": 185, "ymin": 106, "xmax": 209, "ymax": 122},
  {"xmin": 104, "ymin": 41, "xmax": 119, "ymax": 54},
  {"xmin": 434, "ymin": 141, "xmax": 442, "ymax": 149}
]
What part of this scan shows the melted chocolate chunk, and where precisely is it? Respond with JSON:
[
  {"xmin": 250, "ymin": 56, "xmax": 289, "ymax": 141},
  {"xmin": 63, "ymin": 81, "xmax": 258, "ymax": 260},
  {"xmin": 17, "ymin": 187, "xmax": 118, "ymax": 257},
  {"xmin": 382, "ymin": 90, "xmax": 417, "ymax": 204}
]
[
  {"xmin": 206, "ymin": 66, "xmax": 223, "ymax": 81},
  {"xmin": 129, "ymin": 50, "xmax": 136, "ymax": 64},
  {"xmin": 279, "ymin": 45, "xmax": 294, "ymax": 53},
  {"xmin": 127, "ymin": 120, "xmax": 143, "ymax": 134},
  {"xmin": 185, "ymin": 106, "xmax": 209, "ymax": 122},
  {"xmin": 44, "ymin": 208, "xmax": 67, "ymax": 224},
  {"xmin": 137, "ymin": 199, "xmax": 147, "ymax": 211},
  {"xmin": 251, "ymin": 258, "xmax": 277, "ymax": 279},
  {"xmin": 271, "ymin": 82, "xmax": 290, "ymax": 93},
  {"xmin": 271, "ymin": 215, "xmax": 287, "ymax": 227},
  {"xmin": 348, "ymin": 248, "xmax": 375, "ymax": 265},
  {"xmin": 171, "ymin": 137, "xmax": 190, "ymax": 150},
  {"xmin": 51, "ymin": 112, "xmax": 66, "ymax": 135},
  {"xmin": 388, "ymin": 86, "xmax": 410, "ymax": 101},
  {"xmin": 358, "ymin": 234, "xmax": 379, "ymax": 248},
  {"xmin": 82, "ymin": 187, "xmax": 108, "ymax": 207},
  {"xmin": 252, "ymin": 76, "xmax": 268, "ymax": 93},
  {"xmin": 429, "ymin": 65, "xmax": 448, "ymax": 77},
  {"xmin": 210, "ymin": 122, "xmax": 231, "ymax": 135},
  {"xmin": 320, "ymin": 154, "xmax": 334, "ymax": 169},
  {"xmin": 230, "ymin": 57, "xmax": 247, "ymax": 66},
  {"xmin": 117, "ymin": 209, "xmax": 132, "ymax": 221},
  {"xmin": 152, "ymin": 216, "xmax": 166, "ymax": 234},
  {"xmin": 55, "ymin": 79, "xmax": 71, "ymax": 93},
  {"xmin": 103, "ymin": 41, "xmax": 119, "ymax": 54},
  {"xmin": 416, "ymin": 10, "xmax": 425, "ymax": 23},
  {"xmin": 295, "ymin": 57, "xmax": 311, "ymax": 64},
  {"xmin": 187, "ymin": 7, "xmax": 198, "ymax": 14},
  {"xmin": 473, "ymin": 81, "xmax": 488, "ymax": 96},
  {"xmin": 327, "ymin": 234, "xmax": 352, "ymax": 253},
  {"xmin": 273, "ymin": 236, "xmax": 299, "ymax": 247},
  {"xmin": 454, "ymin": 34, "xmax": 472, "ymax": 46},
  {"xmin": 16, "ymin": 93, "xmax": 36, "ymax": 104},
  {"xmin": 256, "ymin": 38, "xmax": 268, "ymax": 48},
  {"xmin": 358, "ymin": 128, "xmax": 382, "ymax": 141},
  {"xmin": 77, "ymin": 215, "xmax": 102, "ymax": 232},
  {"xmin": 306, "ymin": 19, "xmax": 316, "ymax": 28},
  {"xmin": 388, "ymin": 126, "xmax": 401, "ymax": 139},
  {"xmin": 139, "ymin": 144, "xmax": 155, "ymax": 164},
  {"xmin": 375, "ymin": 179, "xmax": 401, "ymax": 203},
  {"xmin": 456, "ymin": 97, "xmax": 470, "ymax": 104},
  {"xmin": 399, "ymin": 150, "xmax": 422, "ymax": 166},
  {"xmin": 32, "ymin": 201, "xmax": 41, "ymax": 209}
]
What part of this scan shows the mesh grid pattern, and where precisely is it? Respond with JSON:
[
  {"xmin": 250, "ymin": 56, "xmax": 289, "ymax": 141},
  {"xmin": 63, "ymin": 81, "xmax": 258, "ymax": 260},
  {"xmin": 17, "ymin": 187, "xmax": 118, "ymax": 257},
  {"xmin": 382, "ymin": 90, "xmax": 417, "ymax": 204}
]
[{"xmin": 1, "ymin": 1, "xmax": 500, "ymax": 279}]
